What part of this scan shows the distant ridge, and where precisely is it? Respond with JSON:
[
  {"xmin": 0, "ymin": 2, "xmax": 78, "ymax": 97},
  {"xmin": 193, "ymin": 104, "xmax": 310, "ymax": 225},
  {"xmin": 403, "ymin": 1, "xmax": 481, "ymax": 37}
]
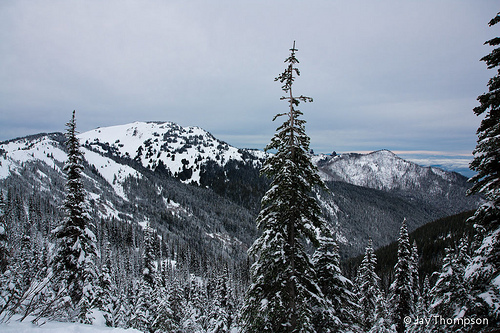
[{"xmin": 0, "ymin": 121, "xmax": 480, "ymax": 257}]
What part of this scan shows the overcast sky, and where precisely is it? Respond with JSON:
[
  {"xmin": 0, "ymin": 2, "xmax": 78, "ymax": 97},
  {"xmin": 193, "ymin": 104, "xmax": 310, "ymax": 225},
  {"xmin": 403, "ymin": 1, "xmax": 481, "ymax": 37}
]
[{"xmin": 1, "ymin": 1, "xmax": 498, "ymax": 166}]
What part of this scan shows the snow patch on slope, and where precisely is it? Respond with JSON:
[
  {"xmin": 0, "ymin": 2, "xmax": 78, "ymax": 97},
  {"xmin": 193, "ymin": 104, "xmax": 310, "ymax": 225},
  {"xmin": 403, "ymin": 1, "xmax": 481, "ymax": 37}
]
[
  {"xmin": 82, "ymin": 147, "xmax": 140, "ymax": 200},
  {"xmin": 78, "ymin": 121, "xmax": 266, "ymax": 185},
  {"xmin": 0, "ymin": 136, "xmax": 67, "ymax": 180}
]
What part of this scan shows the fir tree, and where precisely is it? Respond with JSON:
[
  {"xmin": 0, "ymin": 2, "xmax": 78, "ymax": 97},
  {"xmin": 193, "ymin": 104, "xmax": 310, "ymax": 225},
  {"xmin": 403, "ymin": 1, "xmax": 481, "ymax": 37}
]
[
  {"xmin": 429, "ymin": 239, "xmax": 471, "ymax": 332},
  {"xmin": 368, "ymin": 295, "xmax": 396, "ymax": 333},
  {"xmin": 207, "ymin": 266, "xmax": 234, "ymax": 333},
  {"xmin": 466, "ymin": 10, "xmax": 500, "ymax": 327},
  {"xmin": 51, "ymin": 110, "xmax": 98, "ymax": 319},
  {"xmin": 184, "ymin": 275, "xmax": 208, "ymax": 332},
  {"xmin": 410, "ymin": 241, "xmax": 420, "ymax": 306},
  {"xmin": 389, "ymin": 219, "xmax": 414, "ymax": 333},
  {"xmin": 129, "ymin": 223, "xmax": 159, "ymax": 332},
  {"xmin": 94, "ymin": 241, "xmax": 115, "ymax": 327},
  {"xmin": 0, "ymin": 192, "xmax": 8, "ymax": 273},
  {"xmin": 313, "ymin": 232, "xmax": 358, "ymax": 332},
  {"xmin": 142, "ymin": 222, "xmax": 157, "ymax": 288},
  {"xmin": 241, "ymin": 41, "xmax": 329, "ymax": 333},
  {"xmin": 356, "ymin": 238, "xmax": 384, "ymax": 332},
  {"xmin": 128, "ymin": 279, "xmax": 153, "ymax": 332}
]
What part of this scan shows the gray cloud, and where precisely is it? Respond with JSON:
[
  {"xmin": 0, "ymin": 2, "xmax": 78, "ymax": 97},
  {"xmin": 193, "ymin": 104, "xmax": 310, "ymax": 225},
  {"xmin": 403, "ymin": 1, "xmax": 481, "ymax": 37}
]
[{"xmin": 0, "ymin": 0, "xmax": 497, "ymax": 163}]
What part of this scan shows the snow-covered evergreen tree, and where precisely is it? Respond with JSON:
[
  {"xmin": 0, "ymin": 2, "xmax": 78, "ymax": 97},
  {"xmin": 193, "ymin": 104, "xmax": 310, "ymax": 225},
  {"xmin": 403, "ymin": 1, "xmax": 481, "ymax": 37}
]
[
  {"xmin": 410, "ymin": 241, "xmax": 420, "ymax": 301},
  {"xmin": 429, "ymin": 239, "xmax": 471, "ymax": 332},
  {"xmin": 184, "ymin": 275, "xmax": 208, "ymax": 332},
  {"xmin": 312, "ymin": 232, "xmax": 358, "ymax": 332},
  {"xmin": 168, "ymin": 274, "xmax": 187, "ymax": 330},
  {"xmin": 368, "ymin": 295, "xmax": 396, "ymax": 333},
  {"xmin": 389, "ymin": 219, "xmax": 414, "ymax": 333},
  {"xmin": 356, "ymin": 238, "xmax": 384, "ymax": 332},
  {"xmin": 94, "ymin": 241, "xmax": 115, "ymax": 326},
  {"xmin": 0, "ymin": 192, "xmax": 7, "ymax": 273},
  {"xmin": 142, "ymin": 222, "xmax": 157, "ymax": 288},
  {"xmin": 51, "ymin": 110, "xmax": 99, "ymax": 321},
  {"xmin": 466, "ymin": 10, "xmax": 500, "ymax": 327},
  {"xmin": 207, "ymin": 267, "xmax": 232, "ymax": 333},
  {"xmin": 241, "ymin": 41, "xmax": 330, "ymax": 333},
  {"xmin": 128, "ymin": 279, "xmax": 153, "ymax": 332},
  {"xmin": 129, "ymin": 222, "xmax": 160, "ymax": 331}
]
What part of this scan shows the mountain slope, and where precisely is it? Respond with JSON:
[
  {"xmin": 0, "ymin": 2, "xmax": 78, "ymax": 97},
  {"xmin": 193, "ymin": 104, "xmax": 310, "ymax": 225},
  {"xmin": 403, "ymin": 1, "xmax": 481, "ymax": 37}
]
[
  {"xmin": 79, "ymin": 121, "xmax": 266, "ymax": 185},
  {"xmin": 0, "ymin": 121, "xmax": 480, "ymax": 258},
  {"xmin": 343, "ymin": 210, "xmax": 476, "ymax": 291}
]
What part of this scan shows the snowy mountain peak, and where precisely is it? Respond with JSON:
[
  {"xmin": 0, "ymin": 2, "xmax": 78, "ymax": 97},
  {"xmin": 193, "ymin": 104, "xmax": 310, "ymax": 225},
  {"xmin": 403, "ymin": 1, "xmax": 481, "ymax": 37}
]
[
  {"xmin": 314, "ymin": 149, "xmax": 464, "ymax": 192},
  {"xmin": 78, "ymin": 121, "xmax": 267, "ymax": 185}
]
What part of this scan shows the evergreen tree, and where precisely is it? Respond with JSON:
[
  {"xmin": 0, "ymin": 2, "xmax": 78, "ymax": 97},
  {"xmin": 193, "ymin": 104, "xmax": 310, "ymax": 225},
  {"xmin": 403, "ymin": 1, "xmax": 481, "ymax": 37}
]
[
  {"xmin": 410, "ymin": 241, "xmax": 420, "ymax": 307},
  {"xmin": 389, "ymin": 219, "xmax": 414, "ymax": 333},
  {"xmin": 151, "ymin": 273, "xmax": 176, "ymax": 333},
  {"xmin": 356, "ymin": 238, "xmax": 384, "ymax": 332},
  {"xmin": 429, "ymin": 239, "xmax": 471, "ymax": 332},
  {"xmin": 51, "ymin": 110, "xmax": 98, "ymax": 320},
  {"xmin": 129, "ymin": 223, "xmax": 160, "ymax": 332},
  {"xmin": 466, "ymin": 11, "xmax": 500, "ymax": 327},
  {"xmin": 128, "ymin": 279, "xmax": 153, "ymax": 332},
  {"xmin": 241, "ymin": 41, "xmax": 329, "ymax": 332},
  {"xmin": 94, "ymin": 241, "xmax": 115, "ymax": 326},
  {"xmin": 368, "ymin": 295, "xmax": 396, "ymax": 333},
  {"xmin": 142, "ymin": 222, "xmax": 157, "ymax": 288},
  {"xmin": 0, "ymin": 192, "xmax": 8, "ymax": 273},
  {"xmin": 313, "ymin": 232, "xmax": 358, "ymax": 332},
  {"xmin": 207, "ymin": 266, "xmax": 234, "ymax": 333},
  {"xmin": 168, "ymin": 275, "xmax": 187, "ymax": 330},
  {"xmin": 184, "ymin": 275, "xmax": 208, "ymax": 332}
]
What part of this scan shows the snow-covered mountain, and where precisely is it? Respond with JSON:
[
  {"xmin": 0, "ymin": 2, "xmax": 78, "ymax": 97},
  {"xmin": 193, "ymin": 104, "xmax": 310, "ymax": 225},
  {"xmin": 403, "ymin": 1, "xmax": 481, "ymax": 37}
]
[
  {"xmin": 314, "ymin": 149, "xmax": 460, "ymax": 191},
  {"xmin": 0, "ymin": 121, "xmax": 480, "ymax": 258},
  {"xmin": 79, "ymin": 121, "xmax": 266, "ymax": 185}
]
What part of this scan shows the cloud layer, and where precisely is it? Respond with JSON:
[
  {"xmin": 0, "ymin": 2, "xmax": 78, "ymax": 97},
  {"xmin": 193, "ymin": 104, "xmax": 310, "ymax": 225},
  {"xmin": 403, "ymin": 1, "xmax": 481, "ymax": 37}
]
[{"xmin": 1, "ymin": 1, "xmax": 497, "ymax": 162}]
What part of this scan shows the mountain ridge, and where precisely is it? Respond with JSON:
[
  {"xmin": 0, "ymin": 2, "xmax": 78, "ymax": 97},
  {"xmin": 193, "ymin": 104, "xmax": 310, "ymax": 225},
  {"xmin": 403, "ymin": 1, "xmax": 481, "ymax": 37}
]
[{"xmin": 0, "ymin": 121, "xmax": 480, "ymax": 258}]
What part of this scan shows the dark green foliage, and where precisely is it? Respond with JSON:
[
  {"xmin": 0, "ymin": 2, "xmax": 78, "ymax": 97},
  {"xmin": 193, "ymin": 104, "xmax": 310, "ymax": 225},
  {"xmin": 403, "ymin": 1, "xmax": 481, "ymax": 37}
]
[
  {"xmin": 52, "ymin": 111, "xmax": 98, "ymax": 308},
  {"xmin": 0, "ymin": 192, "xmax": 8, "ymax": 273},
  {"xmin": 466, "ymin": 11, "xmax": 500, "ymax": 327},
  {"xmin": 313, "ymin": 234, "xmax": 357, "ymax": 332},
  {"xmin": 429, "ymin": 238, "xmax": 471, "ymax": 332},
  {"xmin": 142, "ymin": 223, "xmax": 157, "ymax": 287},
  {"xmin": 469, "ymin": 11, "xmax": 500, "ymax": 209},
  {"xmin": 389, "ymin": 219, "xmax": 414, "ymax": 333},
  {"xmin": 200, "ymin": 158, "xmax": 270, "ymax": 213},
  {"xmin": 345, "ymin": 210, "xmax": 475, "ymax": 291},
  {"xmin": 355, "ymin": 239, "xmax": 383, "ymax": 331},
  {"xmin": 242, "ymin": 42, "xmax": 329, "ymax": 332}
]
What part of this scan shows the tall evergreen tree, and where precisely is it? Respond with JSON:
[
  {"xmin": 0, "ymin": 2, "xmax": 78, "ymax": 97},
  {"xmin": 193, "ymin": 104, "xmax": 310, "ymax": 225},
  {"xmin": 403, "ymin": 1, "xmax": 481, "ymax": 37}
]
[
  {"xmin": 129, "ymin": 223, "xmax": 159, "ymax": 331},
  {"xmin": 430, "ymin": 239, "xmax": 471, "ymax": 332},
  {"xmin": 241, "ymin": 41, "xmax": 329, "ymax": 333},
  {"xmin": 313, "ymin": 232, "xmax": 358, "ymax": 332},
  {"xmin": 0, "ymin": 192, "xmax": 8, "ymax": 273},
  {"xmin": 51, "ymin": 110, "xmax": 98, "ymax": 319},
  {"xmin": 356, "ymin": 238, "xmax": 384, "ymax": 332},
  {"xmin": 410, "ymin": 241, "xmax": 420, "ymax": 305},
  {"xmin": 94, "ymin": 241, "xmax": 115, "ymax": 327},
  {"xmin": 466, "ymin": 11, "xmax": 500, "ymax": 327},
  {"xmin": 389, "ymin": 219, "xmax": 414, "ymax": 333},
  {"xmin": 207, "ymin": 267, "xmax": 232, "ymax": 333},
  {"xmin": 142, "ymin": 222, "xmax": 157, "ymax": 288}
]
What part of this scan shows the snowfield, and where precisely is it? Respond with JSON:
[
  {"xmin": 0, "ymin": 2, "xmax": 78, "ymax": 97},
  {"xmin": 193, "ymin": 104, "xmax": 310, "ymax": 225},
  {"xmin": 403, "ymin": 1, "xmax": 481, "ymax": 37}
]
[{"xmin": 0, "ymin": 315, "xmax": 141, "ymax": 333}]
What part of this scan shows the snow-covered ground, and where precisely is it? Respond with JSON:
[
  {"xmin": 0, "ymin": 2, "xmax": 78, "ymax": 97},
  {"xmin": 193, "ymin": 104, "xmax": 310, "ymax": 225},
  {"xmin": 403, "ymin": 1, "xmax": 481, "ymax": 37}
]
[{"xmin": 0, "ymin": 315, "xmax": 141, "ymax": 333}]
